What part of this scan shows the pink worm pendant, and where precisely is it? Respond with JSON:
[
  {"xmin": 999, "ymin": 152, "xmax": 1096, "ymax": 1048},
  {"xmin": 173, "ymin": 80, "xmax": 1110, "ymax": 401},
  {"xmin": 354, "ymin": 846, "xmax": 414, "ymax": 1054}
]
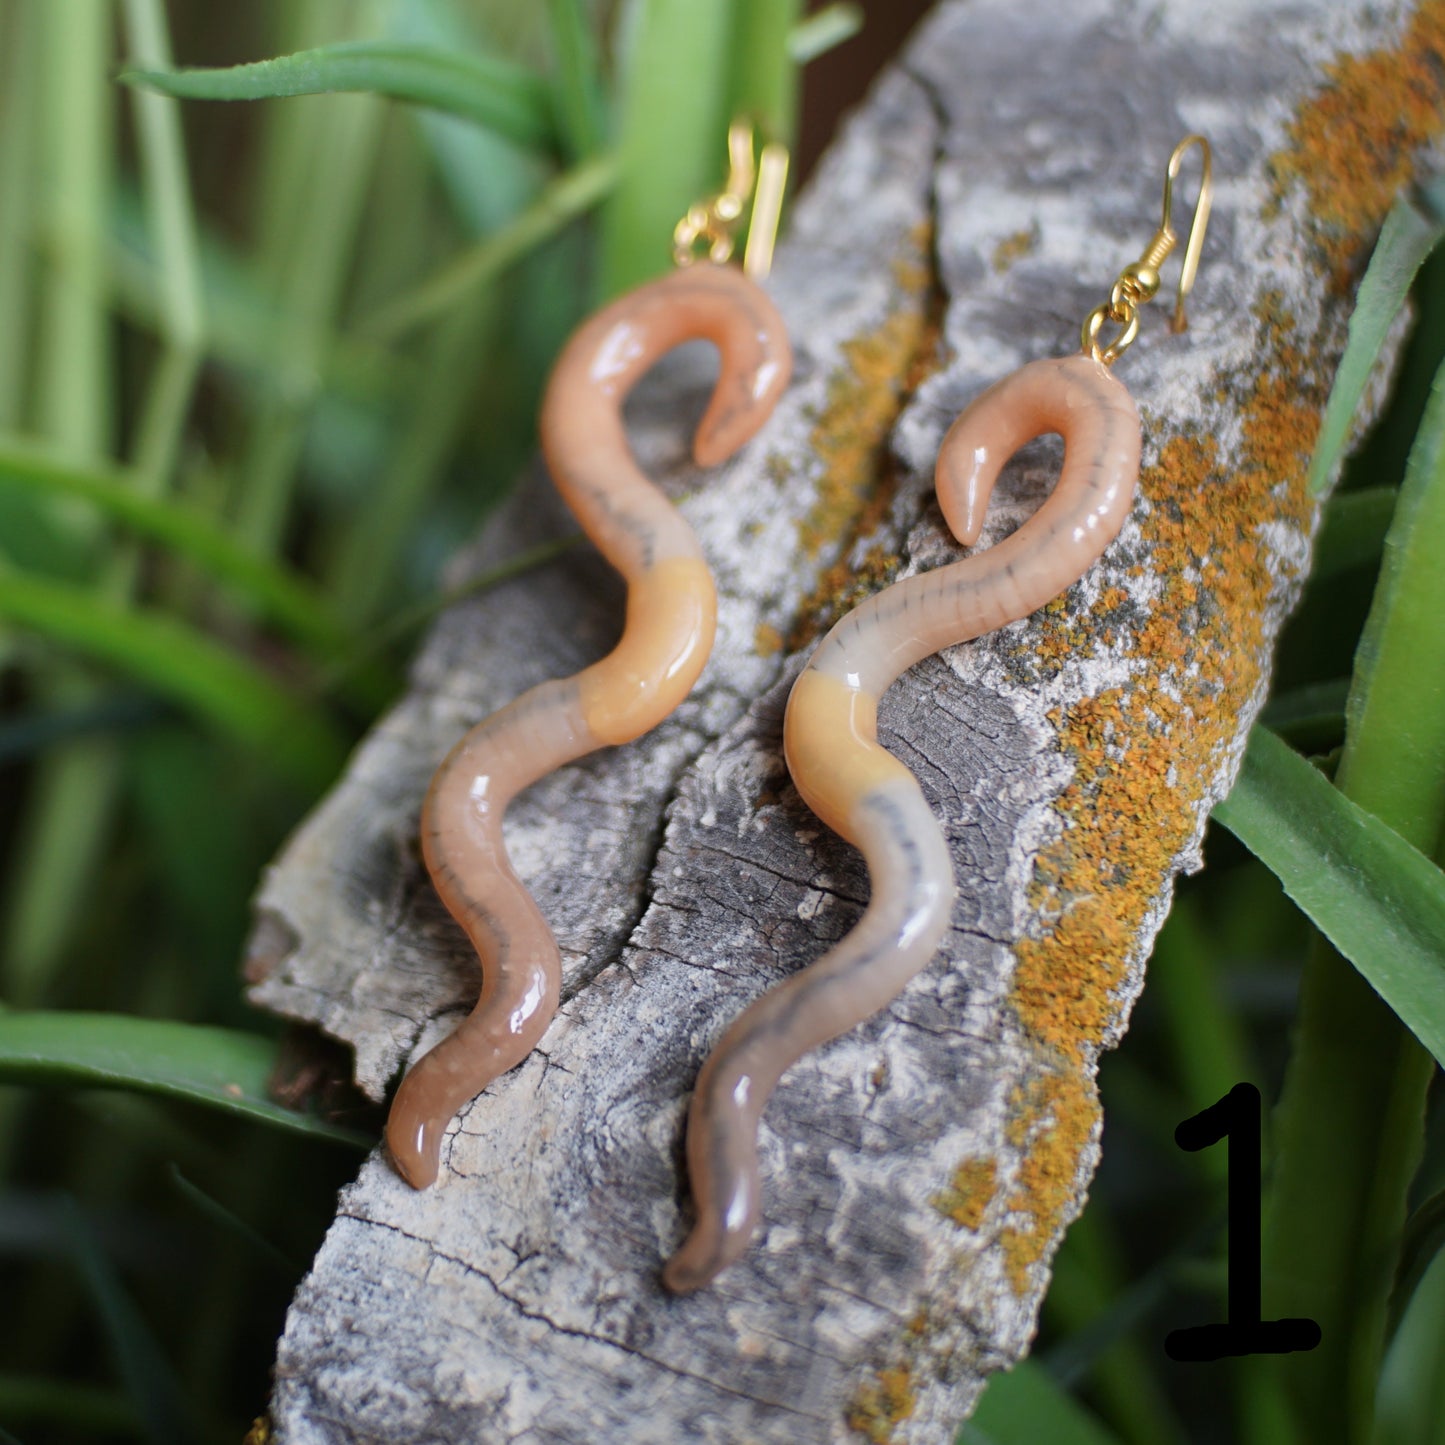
[{"xmin": 387, "ymin": 265, "xmax": 791, "ymax": 1189}]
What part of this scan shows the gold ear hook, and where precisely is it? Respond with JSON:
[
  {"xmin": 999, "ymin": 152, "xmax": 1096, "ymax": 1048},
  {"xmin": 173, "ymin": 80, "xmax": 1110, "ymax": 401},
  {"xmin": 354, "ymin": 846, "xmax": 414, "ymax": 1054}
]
[
  {"xmin": 723, "ymin": 121, "xmax": 756, "ymax": 212},
  {"xmin": 1081, "ymin": 133, "xmax": 1214, "ymax": 365},
  {"xmin": 673, "ymin": 120, "xmax": 789, "ymax": 276},
  {"xmin": 1162, "ymin": 134, "xmax": 1213, "ymax": 332},
  {"xmin": 743, "ymin": 140, "xmax": 789, "ymax": 280}
]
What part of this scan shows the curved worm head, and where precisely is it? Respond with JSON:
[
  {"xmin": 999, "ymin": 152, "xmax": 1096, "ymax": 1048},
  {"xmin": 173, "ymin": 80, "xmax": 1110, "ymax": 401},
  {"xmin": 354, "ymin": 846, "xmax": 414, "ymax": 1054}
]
[
  {"xmin": 936, "ymin": 352, "xmax": 1140, "ymax": 553},
  {"xmin": 541, "ymin": 263, "xmax": 792, "ymax": 485}
]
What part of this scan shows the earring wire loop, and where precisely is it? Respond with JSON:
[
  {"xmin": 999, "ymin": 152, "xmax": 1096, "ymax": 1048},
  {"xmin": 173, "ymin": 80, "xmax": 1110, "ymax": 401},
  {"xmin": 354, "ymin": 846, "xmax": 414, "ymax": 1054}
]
[
  {"xmin": 1081, "ymin": 133, "xmax": 1213, "ymax": 365},
  {"xmin": 1164, "ymin": 134, "xmax": 1213, "ymax": 332},
  {"xmin": 743, "ymin": 142, "xmax": 789, "ymax": 280},
  {"xmin": 673, "ymin": 119, "xmax": 790, "ymax": 277}
]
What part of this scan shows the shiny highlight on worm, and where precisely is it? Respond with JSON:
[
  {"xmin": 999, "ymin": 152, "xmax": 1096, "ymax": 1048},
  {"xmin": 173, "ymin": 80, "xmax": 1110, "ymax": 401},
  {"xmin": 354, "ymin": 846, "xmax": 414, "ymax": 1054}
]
[
  {"xmin": 665, "ymin": 353, "xmax": 1141, "ymax": 1291},
  {"xmin": 387, "ymin": 265, "xmax": 791, "ymax": 1189}
]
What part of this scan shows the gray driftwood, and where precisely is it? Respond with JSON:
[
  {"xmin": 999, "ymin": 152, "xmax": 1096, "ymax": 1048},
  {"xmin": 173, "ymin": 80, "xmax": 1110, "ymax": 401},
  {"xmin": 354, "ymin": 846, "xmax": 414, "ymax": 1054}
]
[{"xmin": 246, "ymin": 1, "xmax": 1417, "ymax": 1439}]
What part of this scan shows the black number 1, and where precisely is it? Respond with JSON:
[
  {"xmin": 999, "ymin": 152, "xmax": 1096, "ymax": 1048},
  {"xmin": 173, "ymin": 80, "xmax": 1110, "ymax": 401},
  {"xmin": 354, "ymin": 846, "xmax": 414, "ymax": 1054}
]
[{"xmin": 1164, "ymin": 1082, "xmax": 1322, "ymax": 1362}]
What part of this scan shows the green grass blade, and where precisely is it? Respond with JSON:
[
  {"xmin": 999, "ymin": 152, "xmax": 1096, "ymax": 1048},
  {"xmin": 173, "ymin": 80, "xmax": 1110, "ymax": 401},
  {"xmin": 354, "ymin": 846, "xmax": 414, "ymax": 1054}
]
[
  {"xmin": 1147, "ymin": 895, "xmax": 1256, "ymax": 1151},
  {"xmin": 1340, "ymin": 355, "xmax": 1445, "ymax": 846},
  {"xmin": 115, "ymin": 0, "xmax": 206, "ymax": 605},
  {"xmin": 119, "ymin": 0, "xmax": 204, "ymax": 353},
  {"xmin": 1393, "ymin": 1187, "xmax": 1445, "ymax": 1336},
  {"xmin": 386, "ymin": 0, "xmax": 545, "ymax": 237},
  {"xmin": 1259, "ymin": 678, "xmax": 1348, "ymax": 750},
  {"xmin": 249, "ymin": 2, "xmax": 332, "ymax": 289},
  {"xmin": 1040, "ymin": 1203, "xmax": 1192, "ymax": 1445},
  {"xmin": 166, "ymin": 1164, "xmax": 295, "ymax": 1275},
  {"xmin": 545, "ymin": 0, "xmax": 606, "ymax": 161},
  {"xmin": 729, "ymin": 0, "xmax": 801, "ymax": 148},
  {"xmin": 329, "ymin": 288, "xmax": 502, "ymax": 625},
  {"xmin": 788, "ymin": 3, "xmax": 864, "ymax": 64},
  {"xmin": 1313, "ymin": 487, "xmax": 1397, "ymax": 582},
  {"xmin": 0, "ymin": 695, "xmax": 160, "ymax": 764},
  {"xmin": 38, "ymin": 0, "xmax": 113, "ymax": 466},
  {"xmin": 2, "ymin": 0, "xmax": 120, "ymax": 1015},
  {"xmin": 958, "ymin": 1360, "xmax": 1127, "ymax": 1445},
  {"xmin": 108, "ymin": 183, "xmax": 405, "ymax": 403},
  {"xmin": 0, "ymin": 572, "xmax": 346, "ymax": 789},
  {"xmin": 317, "ymin": 534, "xmax": 577, "ymax": 697},
  {"xmin": 363, "ymin": 152, "xmax": 617, "ymax": 340},
  {"xmin": 0, "ymin": 439, "xmax": 350, "ymax": 654},
  {"xmin": 0, "ymin": 1012, "xmax": 369, "ymax": 1146},
  {"xmin": 0, "ymin": 480, "xmax": 94, "ymax": 579},
  {"xmin": 1309, "ymin": 184, "xmax": 1445, "ymax": 495},
  {"xmin": 231, "ymin": 87, "xmax": 385, "ymax": 559},
  {"xmin": 0, "ymin": 730, "xmax": 122, "ymax": 1008},
  {"xmin": 599, "ymin": 0, "xmax": 734, "ymax": 298},
  {"xmin": 0, "ymin": 1373, "xmax": 139, "ymax": 1438},
  {"xmin": 1373, "ymin": 1247, "xmax": 1445, "ymax": 1445},
  {"xmin": 1280, "ymin": 322, "xmax": 1445, "ymax": 1442},
  {"xmin": 0, "ymin": 1, "xmax": 39, "ymax": 430},
  {"xmin": 57, "ymin": 1197, "xmax": 202, "ymax": 1445},
  {"xmin": 1213, "ymin": 727, "xmax": 1445, "ymax": 1064},
  {"xmin": 121, "ymin": 41, "xmax": 557, "ymax": 153},
  {"xmin": 123, "ymin": 346, "xmax": 197, "ymax": 504}
]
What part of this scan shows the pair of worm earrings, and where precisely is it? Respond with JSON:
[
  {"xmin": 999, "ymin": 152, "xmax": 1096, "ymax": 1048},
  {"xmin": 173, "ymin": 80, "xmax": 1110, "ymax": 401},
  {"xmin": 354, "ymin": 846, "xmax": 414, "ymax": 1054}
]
[{"xmin": 385, "ymin": 127, "xmax": 1214, "ymax": 1293}]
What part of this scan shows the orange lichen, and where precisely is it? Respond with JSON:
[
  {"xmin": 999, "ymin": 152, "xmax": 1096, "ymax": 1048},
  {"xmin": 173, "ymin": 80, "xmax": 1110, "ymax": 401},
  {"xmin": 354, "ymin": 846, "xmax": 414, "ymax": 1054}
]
[
  {"xmin": 999, "ymin": 294, "xmax": 1327, "ymax": 1283},
  {"xmin": 997, "ymin": 1070, "xmax": 1100, "ymax": 1294},
  {"xmin": 754, "ymin": 621, "xmax": 784, "ymax": 656},
  {"xmin": 846, "ymin": 1364, "xmax": 916, "ymax": 1443},
  {"xmin": 791, "ymin": 541, "xmax": 903, "ymax": 655},
  {"xmin": 931, "ymin": 1156, "xmax": 999, "ymax": 1230},
  {"xmin": 789, "ymin": 224, "xmax": 945, "ymax": 652},
  {"xmin": 1271, "ymin": 0, "xmax": 1445, "ymax": 280},
  {"xmin": 991, "ymin": 224, "xmax": 1039, "ymax": 273}
]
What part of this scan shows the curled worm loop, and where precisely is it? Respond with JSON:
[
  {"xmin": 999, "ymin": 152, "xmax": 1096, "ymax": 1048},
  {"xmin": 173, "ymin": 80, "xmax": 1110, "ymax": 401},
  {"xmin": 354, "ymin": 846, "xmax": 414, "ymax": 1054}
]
[
  {"xmin": 387, "ymin": 264, "xmax": 791, "ymax": 1190},
  {"xmin": 665, "ymin": 353, "xmax": 1142, "ymax": 1291}
]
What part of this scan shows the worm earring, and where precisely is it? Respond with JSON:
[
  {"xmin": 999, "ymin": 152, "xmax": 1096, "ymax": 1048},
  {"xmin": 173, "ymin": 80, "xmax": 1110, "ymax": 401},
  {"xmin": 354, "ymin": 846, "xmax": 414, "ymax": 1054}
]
[
  {"xmin": 665, "ymin": 136, "xmax": 1214, "ymax": 1291},
  {"xmin": 387, "ymin": 124, "xmax": 794, "ymax": 1190}
]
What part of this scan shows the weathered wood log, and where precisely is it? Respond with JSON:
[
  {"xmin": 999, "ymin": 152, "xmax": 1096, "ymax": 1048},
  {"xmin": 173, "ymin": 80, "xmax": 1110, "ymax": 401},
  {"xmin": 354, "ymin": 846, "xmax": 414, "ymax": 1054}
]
[{"xmin": 246, "ymin": 0, "xmax": 1435, "ymax": 1438}]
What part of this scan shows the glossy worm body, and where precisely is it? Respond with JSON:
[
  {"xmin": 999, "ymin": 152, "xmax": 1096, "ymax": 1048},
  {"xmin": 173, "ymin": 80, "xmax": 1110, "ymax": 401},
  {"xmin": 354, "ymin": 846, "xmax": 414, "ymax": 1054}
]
[
  {"xmin": 387, "ymin": 265, "xmax": 791, "ymax": 1189},
  {"xmin": 664, "ymin": 353, "xmax": 1142, "ymax": 1291}
]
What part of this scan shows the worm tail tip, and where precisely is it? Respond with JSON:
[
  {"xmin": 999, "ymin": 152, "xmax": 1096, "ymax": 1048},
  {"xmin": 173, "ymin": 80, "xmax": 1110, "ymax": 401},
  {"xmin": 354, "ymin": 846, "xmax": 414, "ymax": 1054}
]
[{"xmin": 662, "ymin": 1231, "xmax": 722, "ymax": 1295}]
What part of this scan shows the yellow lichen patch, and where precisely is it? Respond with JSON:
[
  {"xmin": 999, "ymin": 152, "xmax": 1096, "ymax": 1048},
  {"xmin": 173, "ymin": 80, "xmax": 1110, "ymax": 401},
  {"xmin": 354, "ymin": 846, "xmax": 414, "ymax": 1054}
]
[
  {"xmin": 1011, "ymin": 887, "xmax": 1135, "ymax": 1061},
  {"xmin": 992, "ymin": 224, "xmax": 1039, "ymax": 273},
  {"xmin": 790, "ymin": 541, "xmax": 903, "ymax": 654},
  {"xmin": 1001, "ymin": 295, "xmax": 1326, "ymax": 1285},
  {"xmin": 846, "ymin": 1364, "xmax": 916, "ymax": 1443},
  {"xmin": 931, "ymin": 1156, "xmax": 999, "ymax": 1230},
  {"xmin": 796, "ymin": 306, "xmax": 931, "ymax": 558},
  {"xmin": 754, "ymin": 621, "xmax": 784, "ymax": 656},
  {"xmin": 1271, "ymin": 0, "xmax": 1445, "ymax": 279},
  {"xmin": 997, "ymin": 1069, "xmax": 1101, "ymax": 1295},
  {"xmin": 789, "ymin": 224, "xmax": 946, "ymax": 651}
]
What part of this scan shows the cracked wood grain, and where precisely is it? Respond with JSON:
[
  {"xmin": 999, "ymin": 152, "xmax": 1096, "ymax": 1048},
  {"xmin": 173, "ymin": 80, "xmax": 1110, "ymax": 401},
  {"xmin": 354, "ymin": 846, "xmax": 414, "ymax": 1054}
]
[{"xmin": 246, "ymin": 1, "xmax": 1428, "ymax": 1439}]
